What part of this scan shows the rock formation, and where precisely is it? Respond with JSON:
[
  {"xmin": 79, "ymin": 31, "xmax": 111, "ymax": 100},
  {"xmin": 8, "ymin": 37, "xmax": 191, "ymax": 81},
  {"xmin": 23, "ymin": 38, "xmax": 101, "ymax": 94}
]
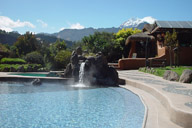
[
  {"xmin": 63, "ymin": 48, "xmax": 119, "ymax": 86},
  {"xmin": 179, "ymin": 69, "xmax": 192, "ymax": 83}
]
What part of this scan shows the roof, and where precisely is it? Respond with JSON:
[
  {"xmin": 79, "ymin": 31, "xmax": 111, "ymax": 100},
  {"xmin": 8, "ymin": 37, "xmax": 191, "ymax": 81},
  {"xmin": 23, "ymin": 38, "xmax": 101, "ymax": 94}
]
[
  {"xmin": 126, "ymin": 32, "xmax": 155, "ymax": 45},
  {"xmin": 143, "ymin": 24, "xmax": 156, "ymax": 33},
  {"xmin": 155, "ymin": 21, "xmax": 192, "ymax": 29}
]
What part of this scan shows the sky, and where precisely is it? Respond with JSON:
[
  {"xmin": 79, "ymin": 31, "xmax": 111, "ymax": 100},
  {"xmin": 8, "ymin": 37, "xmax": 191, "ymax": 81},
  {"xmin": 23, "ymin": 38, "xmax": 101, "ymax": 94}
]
[{"xmin": 0, "ymin": 0, "xmax": 192, "ymax": 34}]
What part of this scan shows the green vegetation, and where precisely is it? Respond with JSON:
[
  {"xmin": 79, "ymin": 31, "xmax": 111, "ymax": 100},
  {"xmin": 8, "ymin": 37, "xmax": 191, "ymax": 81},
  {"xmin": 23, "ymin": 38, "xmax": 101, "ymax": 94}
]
[
  {"xmin": 164, "ymin": 29, "xmax": 179, "ymax": 67},
  {"xmin": 139, "ymin": 66, "xmax": 192, "ymax": 77},
  {"xmin": 0, "ymin": 28, "xmax": 142, "ymax": 71},
  {"xmin": 74, "ymin": 28, "xmax": 141, "ymax": 62},
  {"xmin": 0, "ymin": 64, "xmax": 42, "ymax": 72},
  {"xmin": 25, "ymin": 51, "xmax": 44, "ymax": 65},
  {"xmin": 54, "ymin": 50, "xmax": 71, "ymax": 70},
  {"xmin": 14, "ymin": 32, "xmax": 39, "ymax": 57},
  {"xmin": 0, "ymin": 58, "xmax": 26, "ymax": 64},
  {"xmin": 114, "ymin": 28, "xmax": 141, "ymax": 58}
]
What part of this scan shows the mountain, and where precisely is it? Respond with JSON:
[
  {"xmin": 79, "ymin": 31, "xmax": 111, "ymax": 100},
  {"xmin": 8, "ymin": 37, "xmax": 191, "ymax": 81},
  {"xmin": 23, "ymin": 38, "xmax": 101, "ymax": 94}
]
[
  {"xmin": 0, "ymin": 30, "xmax": 20, "ymax": 45},
  {"xmin": 53, "ymin": 27, "xmax": 120, "ymax": 42},
  {"xmin": 0, "ymin": 16, "xmax": 156, "ymax": 43},
  {"xmin": 36, "ymin": 33, "xmax": 74, "ymax": 47},
  {"xmin": 120, "ymin": 16, "xmax": 156, "ymax": 29},
  {"xmin": 0, "ymin": 30, "xmax": 74, "ymax": 47},
  {"xmin": 53, "ymin": 16, "xmax": 156, "ymax": 42}
]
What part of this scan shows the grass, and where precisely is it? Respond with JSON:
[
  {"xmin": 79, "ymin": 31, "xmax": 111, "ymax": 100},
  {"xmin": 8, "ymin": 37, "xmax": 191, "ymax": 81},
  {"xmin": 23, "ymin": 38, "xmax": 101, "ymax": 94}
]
[{"xmin": 139, "ymin": 66, "xmax": 192, "ymax": 77}]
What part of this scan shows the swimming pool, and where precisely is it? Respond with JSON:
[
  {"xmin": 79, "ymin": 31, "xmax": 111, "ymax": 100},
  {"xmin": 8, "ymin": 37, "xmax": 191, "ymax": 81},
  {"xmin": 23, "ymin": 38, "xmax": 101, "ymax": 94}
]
[
  {"xmin": 9, "ymin": 72, "xmax": 58, "ymax": 77},
  {"xmin": 0, "ymin": 82, "xmax": 145, "ymax": 128}
]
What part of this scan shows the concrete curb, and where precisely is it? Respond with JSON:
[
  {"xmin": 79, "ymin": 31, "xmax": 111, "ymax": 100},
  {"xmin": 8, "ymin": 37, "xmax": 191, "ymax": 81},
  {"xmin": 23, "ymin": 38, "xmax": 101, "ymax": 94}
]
[{"xmin": 124, "ymin": 78, "xmax": 192, "ymax": 128}]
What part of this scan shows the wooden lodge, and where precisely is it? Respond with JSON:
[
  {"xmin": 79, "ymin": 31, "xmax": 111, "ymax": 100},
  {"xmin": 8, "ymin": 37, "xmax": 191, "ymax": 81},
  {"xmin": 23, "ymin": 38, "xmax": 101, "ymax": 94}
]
[{"xmin": 118, "ymin": 21, "xmax": 192, "ymax": 69}]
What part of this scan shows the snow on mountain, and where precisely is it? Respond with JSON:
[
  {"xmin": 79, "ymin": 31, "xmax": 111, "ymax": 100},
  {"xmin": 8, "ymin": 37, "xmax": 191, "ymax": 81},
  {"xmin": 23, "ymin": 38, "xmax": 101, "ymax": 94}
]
[{"xmin": 120, "ymin": 16, "xmax": 156, "ymax": 28}]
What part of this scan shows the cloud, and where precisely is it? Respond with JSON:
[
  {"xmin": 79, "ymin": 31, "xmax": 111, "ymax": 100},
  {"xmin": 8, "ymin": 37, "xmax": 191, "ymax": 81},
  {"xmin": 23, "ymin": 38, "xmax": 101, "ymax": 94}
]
[
  {"xmin": 0, "ymin": 16, "xmax": 35, "ymax": 32},
  {"xmin": 69, "ymin": 23, "xmax": 84, "ymax": 29},
  {"xmin": 37, "ymin": 19, "xmax": 48, "ymax": 28},
  {"xmin": 141, "ymin": 16, "xmax": 156, "ymax": 24},
  {"xmin": 60, "ymin": 27, "xmax": 65, "ymax": 31}
]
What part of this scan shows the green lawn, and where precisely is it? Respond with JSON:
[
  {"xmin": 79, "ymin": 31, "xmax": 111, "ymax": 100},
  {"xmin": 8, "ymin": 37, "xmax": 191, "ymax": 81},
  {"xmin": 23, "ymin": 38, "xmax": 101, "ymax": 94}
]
[{"xmin": 139, "ymin": 66, "xmax": 192, "ymax": 77}]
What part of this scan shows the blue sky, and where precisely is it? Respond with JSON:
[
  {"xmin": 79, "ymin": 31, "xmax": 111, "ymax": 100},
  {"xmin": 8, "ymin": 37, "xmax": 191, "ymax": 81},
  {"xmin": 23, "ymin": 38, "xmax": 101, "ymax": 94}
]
[{"xmin": 0, "ymin": 0, "xmax": 192, "ymax": 34}]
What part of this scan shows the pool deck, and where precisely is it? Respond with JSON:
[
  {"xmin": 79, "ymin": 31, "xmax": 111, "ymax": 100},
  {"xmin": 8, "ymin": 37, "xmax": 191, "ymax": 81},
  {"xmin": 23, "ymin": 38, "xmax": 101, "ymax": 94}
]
[{"xmin": 118, "ymin": 70, "xmax": 192, "ymax": 128}]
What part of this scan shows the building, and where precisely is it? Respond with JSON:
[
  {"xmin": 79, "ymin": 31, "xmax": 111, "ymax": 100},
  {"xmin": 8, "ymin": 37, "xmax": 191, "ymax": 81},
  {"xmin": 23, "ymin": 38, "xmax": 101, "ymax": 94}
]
[{"xmin": 118, "ymin": 21, "xmax": 192, "ymax": 69}]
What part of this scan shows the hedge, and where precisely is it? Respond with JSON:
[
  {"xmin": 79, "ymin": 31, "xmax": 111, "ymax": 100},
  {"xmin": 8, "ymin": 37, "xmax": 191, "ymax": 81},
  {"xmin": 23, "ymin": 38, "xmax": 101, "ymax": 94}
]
[{"xmin": 0, "ymin": 58, "xmax": 26, "ymax": 64}]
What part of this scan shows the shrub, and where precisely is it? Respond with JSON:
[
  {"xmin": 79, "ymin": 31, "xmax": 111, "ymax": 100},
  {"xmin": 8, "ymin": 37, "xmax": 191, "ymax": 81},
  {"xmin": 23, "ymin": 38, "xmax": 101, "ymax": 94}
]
[
  {"xmin": 0, "ymin": 58, "xmax": 26, "ymax": 64},
  {"xmin": 25, "ymin": 51, "xmax": 44, "ymax": 65},
  {"xmin": 54, "ymin": 50, "xmax": 71, "ymax": 69},
  {"xmin": 0, "ymin": 64, "xmax": 42, "ymax": 72}
]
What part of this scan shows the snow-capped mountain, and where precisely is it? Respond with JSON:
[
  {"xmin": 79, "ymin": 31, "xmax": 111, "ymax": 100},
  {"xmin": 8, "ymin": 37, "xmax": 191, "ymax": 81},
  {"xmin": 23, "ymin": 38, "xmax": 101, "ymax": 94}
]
[{"xmin": 120, "ymin": 16, "xmax": 156, "ymax": 29}]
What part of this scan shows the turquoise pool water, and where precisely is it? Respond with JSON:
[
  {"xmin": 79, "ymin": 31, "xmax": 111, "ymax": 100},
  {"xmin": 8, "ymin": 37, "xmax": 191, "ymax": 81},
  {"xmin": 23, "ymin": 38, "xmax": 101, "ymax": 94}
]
[
  {"xmin": 9, "ymin": 73, "xmax": 58, "ymax": 77},
  {"xmin": 0, "ymin": 82, "xmax": 145, "ymax": 128}
]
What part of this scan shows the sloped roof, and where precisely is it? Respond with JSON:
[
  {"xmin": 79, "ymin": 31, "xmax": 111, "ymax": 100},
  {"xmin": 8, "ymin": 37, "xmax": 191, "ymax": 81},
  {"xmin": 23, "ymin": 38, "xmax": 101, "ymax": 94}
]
[
  {"xmin": 143, "ymin": 24, "xmax": 156, "ymax": 33},
  {"xmin": 155, "ymin": 21, "xmax": 192, "ymax": 29},
  {"xmin": 126, "ymin": 32, "xmax": 155, "ymax": 45}
]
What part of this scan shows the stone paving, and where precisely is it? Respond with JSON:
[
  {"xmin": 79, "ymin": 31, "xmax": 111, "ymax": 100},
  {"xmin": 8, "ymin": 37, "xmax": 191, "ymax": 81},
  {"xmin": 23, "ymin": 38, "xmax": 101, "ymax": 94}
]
[
  {"xmin": 118, "ymin": 70, "xmax": 192, "ymax": 109},
  {"xmin": 118, "ymin": 70, "xmax": 192, "ymax": 127}
]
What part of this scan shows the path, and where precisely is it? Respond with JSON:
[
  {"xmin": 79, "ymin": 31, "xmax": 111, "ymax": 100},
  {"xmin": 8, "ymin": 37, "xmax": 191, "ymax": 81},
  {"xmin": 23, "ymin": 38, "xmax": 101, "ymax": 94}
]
[{"xmin": 118, "ymin": 70, "xmax": 192, "ymax": 128}]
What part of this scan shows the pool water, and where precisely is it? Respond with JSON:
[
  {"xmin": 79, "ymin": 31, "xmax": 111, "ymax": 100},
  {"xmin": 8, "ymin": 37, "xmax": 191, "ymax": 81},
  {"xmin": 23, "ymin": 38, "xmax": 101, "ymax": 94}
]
[
  {"xmin": 10, "ymin": 73, "xmax": 48, "ymax": 77},
  {"xmin": 0, "ymin": 82, "xmax": 145, "ymax": 128},
  {"xmin": 10, "ymin": 73, "xmax": 58, "ymax": 77}
]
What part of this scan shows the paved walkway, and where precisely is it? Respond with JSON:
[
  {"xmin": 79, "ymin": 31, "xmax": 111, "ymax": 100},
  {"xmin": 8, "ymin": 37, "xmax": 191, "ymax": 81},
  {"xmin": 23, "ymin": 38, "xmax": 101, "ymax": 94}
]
[{"xmin": 118, "ymin": 70, "xmax": 192, "ymax": 128}]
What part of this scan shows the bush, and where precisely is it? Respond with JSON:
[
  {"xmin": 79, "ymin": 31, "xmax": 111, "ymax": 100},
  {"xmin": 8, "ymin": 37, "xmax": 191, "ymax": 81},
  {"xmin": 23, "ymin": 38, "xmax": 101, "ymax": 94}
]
[
  {"xmin": 0, "ymin": 64, "xmax": 42, "ymax": 72},
  {"xmin": 0, "ymin": 58, "xmax": 26, "ymax": 64},
  {"xmin": 54, "ymin": 50, "xmax": 71, "ymax": 69},
  {"xmin": 25, "ymin": 51, "xmax": 44, "ymax": 65}
]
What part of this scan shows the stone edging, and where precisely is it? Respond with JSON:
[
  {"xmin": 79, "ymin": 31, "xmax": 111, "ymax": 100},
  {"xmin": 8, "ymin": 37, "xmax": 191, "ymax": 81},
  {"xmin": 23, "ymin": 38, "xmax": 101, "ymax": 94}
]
[{"xmin": 123, "ymin": 78, "xmax": 192, "ymax": 128}]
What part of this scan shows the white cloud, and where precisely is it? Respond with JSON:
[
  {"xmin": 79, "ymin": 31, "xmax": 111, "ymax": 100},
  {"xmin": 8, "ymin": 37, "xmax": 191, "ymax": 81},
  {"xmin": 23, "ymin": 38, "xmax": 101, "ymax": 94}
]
[
  {"xmin": 59, "ymin": 22, "xmax": 85, "ymax": 31},
  {"xmin": 0, "ymin": 16, "xmax": 35, "ymax": 32},
  {"xmin": 141, "ymin": 16, "xmax": 156, "ymax": 24},
  {"xmin": 60, "ymin": 27, "xmax": 65, "ymax": 31},
  {"xmin": 69, "ymin": 23, "xmax": 84, "ymax": 29},
  {"xmin": 37, "ymin": 19, "xmax": 48, "ymax": 28}
]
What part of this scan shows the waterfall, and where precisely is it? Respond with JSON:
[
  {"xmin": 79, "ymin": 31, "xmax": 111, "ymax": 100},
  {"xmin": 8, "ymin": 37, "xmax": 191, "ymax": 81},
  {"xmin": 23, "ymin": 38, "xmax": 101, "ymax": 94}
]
[{"xmin": 79, "ymin": 62, "xmax": 85, "ymax": 83}]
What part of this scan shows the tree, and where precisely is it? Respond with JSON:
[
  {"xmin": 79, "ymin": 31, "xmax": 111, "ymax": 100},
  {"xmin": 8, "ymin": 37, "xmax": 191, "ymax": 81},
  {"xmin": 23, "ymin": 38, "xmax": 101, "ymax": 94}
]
[
  {"xmin": 54, "ymin": 50, "xmax": 71, "ymax": 69},
  {"xmin": 0, "ymin": 43, "xmax": 10, "ymax": 59},
  {"xmin": 113, "ymin": 28, "xmax": 141, "ymax": 58},
  {"xmin": 14, "ymin": 32, "xmax": 39, "ymax": 57},
  {"xmin": 25, "ymin": 51, "xmax": 44, "ymax": 65},
  {"xmin": 164, "ymin": 29, "xmax": 179, "ymax": 67},
  {"xmin": 81, "ymin": 32, "xmax": 120, "ymax": 62},
  {"xmin": 55, "ymin": 39, "xmax": 67, "ymax": 51}
]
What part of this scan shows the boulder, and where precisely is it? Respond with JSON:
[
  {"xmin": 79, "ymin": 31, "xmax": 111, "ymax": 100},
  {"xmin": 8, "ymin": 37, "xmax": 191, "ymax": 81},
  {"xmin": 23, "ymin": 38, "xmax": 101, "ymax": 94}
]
[
  {"xmin": 62, "ymin": 50, "xmax": 119, "ymax": 86},
  {"xmin": 179, "ymin": 69, "xmax": 192, "ymax": 83},
  {"xmin": 163, "ymin": 70, "xmax": 179, "ymax": 81},
  {"xmin": 17, "ymin": 66, "xmax": 25, "ymax": 72},
  {"xmin": 82, "ymin": 54, "xmax": 119, "ymax": 86},
  {"xmin": 76, "ymin": 47, "xmax": 82, "ymax": 55},
  {"xmin": 63, "ymin": 63, "xmax": 72, "ymax": 78},
  {"xmin": 31, "ymin": 78, "xmax": 42, "ymax": 86}
]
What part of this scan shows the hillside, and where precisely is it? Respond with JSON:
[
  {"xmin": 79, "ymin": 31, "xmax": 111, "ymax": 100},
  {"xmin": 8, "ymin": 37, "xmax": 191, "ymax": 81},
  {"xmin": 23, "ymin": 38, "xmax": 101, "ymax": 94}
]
[
  {"xmin": 36, "ymin": 33, "xmax": 74, "ymax": 47},
  {"xmin": 0, "ymin": 30, "xmax": 73, "ymax": 47},
  {"xmin": 0, "ymin": 30, "xmax": 20, "ymax": 45},
  {"xmin": 53, "ymin": 27, "xmax": 120, "ymax": 42}
]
